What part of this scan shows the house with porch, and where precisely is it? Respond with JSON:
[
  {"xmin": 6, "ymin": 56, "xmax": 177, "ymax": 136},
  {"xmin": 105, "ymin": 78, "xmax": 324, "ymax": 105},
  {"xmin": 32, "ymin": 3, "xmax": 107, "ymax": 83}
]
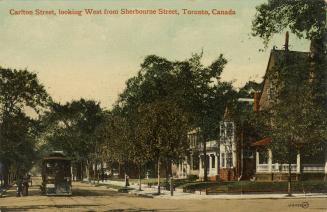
[
  {"xmin": 174, "ymin": 99, "xmax": 257, "ymax": 181},
  {"xmin": 252, "ymin": 34, "xmax": 327, "ymax": 181}
]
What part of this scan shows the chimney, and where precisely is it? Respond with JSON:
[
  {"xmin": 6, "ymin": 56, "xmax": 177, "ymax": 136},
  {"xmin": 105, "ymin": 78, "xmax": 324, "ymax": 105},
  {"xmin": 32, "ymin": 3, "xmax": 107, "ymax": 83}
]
[
  {"xmin": 253, "ymin": 92, "xmax": 260, "ymax": 112},
  {"xmin": 284, "ymin": 31, "xmax": 289, "ymax": 51}
]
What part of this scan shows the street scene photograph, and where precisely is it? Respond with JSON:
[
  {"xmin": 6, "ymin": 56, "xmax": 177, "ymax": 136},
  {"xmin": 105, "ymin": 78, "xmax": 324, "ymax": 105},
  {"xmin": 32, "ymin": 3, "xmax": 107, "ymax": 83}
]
[{"xmin": 0, "ymin": 0, "xmax": 326, "ymax": 211}]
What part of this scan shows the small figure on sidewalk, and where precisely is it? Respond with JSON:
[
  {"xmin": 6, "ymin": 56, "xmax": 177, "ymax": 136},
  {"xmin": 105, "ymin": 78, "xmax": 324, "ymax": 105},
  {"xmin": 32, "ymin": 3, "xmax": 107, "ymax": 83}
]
[
  {"xmin": 23, "ymin": 175, "xmax": 29, "ymax": 196},
  {"xmin": 125, "ymin": 174, "xmax": 130, "ymax": 187},
  {"xmin": 16, "ymin": 176, "xmax": 23, "ymax": 197},
  {"xmin": 28, "ymin": 174, "xmax": 32, "ymax": 186}
]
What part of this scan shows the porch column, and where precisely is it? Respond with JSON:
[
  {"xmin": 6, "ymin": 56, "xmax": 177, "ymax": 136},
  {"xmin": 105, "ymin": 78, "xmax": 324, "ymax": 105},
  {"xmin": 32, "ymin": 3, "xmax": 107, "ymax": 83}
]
[
  {"xmin": 71, "ymin": 166, "xmax": 74, "ymax": 181},
  {"xmin": 256, "ymin": 150, "xmax": 259, "ymax": 168},
  {"xmin": 208, "ymin": 154, "xmax": 212, "ymax": 176},
  {"xmin": 296, "ymin": 152, "xmax": 301, "ymax": 174},
  {"xmin": 216, "ymin": 154, "xmax": 219, "ymax": 176},
  {"xmin": 199, "ymin": 155, "xmax": 202, "ymax": 171},
  {"xmin": 190, "ymin": 154, "xmax": 193, "ymax": 171},
  {"xmin": 268, "ymin": 149, "xmax": 272, "ymax": 173},
  {"xmin": 232, "ymin": 142, "xmax": 237, "ymax": 168}
]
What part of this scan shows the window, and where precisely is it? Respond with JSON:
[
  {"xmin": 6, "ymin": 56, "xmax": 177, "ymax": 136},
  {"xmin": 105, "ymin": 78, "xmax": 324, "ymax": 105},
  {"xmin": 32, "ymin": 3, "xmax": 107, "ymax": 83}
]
[
  {"xmin": 226, "ymin": 152, "xmax": 233, "ymax": 168},
  {"xmin": 221, "ymin": 153, "xmax": 225, "ymax": 168},
  {"xmin": 259, "ymin": 151, "xmax": 268, "ymax": 164},
  {"xmin": 206, "ymin": 155, "xmax": 210, "ymax": 169},
  {"xmin": 201, "ymin": 155, "xmax": 205, "ymax": 167},
  {"xmin": 192, "ymin": 155, "xmax": 199, "ymax": 170},
  {"xmin": 220, "ymin": 121, "xmax": 235, "ymax": 144},
  {"xmin": 188, "ymin": 133, "xmax": 198, "ymax": 148},
  {"xmin": 211, "ymin": 155, "xmax": 215, "ymax": 168}
]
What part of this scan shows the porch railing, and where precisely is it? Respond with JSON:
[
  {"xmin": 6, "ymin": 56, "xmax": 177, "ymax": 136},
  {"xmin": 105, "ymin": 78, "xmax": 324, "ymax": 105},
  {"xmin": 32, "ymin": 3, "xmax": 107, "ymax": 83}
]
[
  {"xmin": 302, "ymin": 164, "xmax": 325, "ymax": 173},
  {"xmin": 257, "ymin": 163, "xmax": 325, "ymax": 173}
]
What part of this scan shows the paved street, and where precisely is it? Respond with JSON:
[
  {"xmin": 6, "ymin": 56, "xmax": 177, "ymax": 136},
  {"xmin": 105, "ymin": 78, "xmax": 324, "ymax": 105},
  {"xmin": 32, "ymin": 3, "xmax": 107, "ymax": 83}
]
[{"xmin": 0, "ymin": 178, "xmax": 326, "ymax": 212}]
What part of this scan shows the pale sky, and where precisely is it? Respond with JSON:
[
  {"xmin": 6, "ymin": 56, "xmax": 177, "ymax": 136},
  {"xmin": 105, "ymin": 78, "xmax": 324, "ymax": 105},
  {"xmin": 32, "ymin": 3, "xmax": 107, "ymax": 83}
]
[{"xmin": 0, "ymin": 0, "xmax": 310, "ymax": 109}]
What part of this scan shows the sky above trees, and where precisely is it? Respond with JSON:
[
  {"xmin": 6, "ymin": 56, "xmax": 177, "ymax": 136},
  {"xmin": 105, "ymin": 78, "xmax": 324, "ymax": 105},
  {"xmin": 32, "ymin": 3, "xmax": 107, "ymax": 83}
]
[{"xmin": 0, "ymin": 0, "xmax": 310, "ymax": 108}]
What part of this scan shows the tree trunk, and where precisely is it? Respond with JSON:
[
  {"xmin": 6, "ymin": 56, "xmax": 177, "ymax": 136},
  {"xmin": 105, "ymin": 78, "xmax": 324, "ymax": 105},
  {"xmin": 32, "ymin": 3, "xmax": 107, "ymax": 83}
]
[
  {"xmin": 138, "ymin": 164, "xmax": 142, "ymax": 191},
  {"xmin": 100, "ymin": 160, "xmax": 104, "ymax": 182},
  {"xmin": 203, "ymin": 140, "xmax": 208, "ymax": 181},
  {"xmin": 168, "ymin": 160, "xmax": 172, "ymax": 177},
  {"xmin": 96, "ymin": 161, "xmax": 100, "ymax": 184},
  {"xmin": 157, "ymin": 158, "xmax": 161, "ymax": 194},
  {"xmin": 287, "ymin": 140, "xmax": 292, "ymax": 196},
  {"xmin": 3, "ymin": 165, "xmax": 9, "ymax": 187},
  {"xmin": 80, "ymin": 161, "xmax": 84, "ymax": 180},
  {"xmin": 86, "ymin": 160, "xmax": 90, "ymax": 182}
]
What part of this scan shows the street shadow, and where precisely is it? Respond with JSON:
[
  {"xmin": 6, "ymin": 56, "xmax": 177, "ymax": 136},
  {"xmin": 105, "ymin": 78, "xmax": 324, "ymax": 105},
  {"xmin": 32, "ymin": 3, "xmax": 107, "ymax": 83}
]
[
  {"xmin": 4, "ymin": 185, "xmax": 42, "ymax": 197},
  {"xmin": 0, "ymin": 204, "xmax": 101, "ymax": 211},
  {"xmin": 70, "ymin": 188, "xmax": 128, "ymax": 197},
  {"xmin": 0, "ymin": 205, "xmax": 180, "ymax": 212}
]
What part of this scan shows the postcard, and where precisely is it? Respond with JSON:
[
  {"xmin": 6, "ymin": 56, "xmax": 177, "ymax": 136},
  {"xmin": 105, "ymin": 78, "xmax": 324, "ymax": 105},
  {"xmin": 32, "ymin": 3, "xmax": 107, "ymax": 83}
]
[{"xmin": 0, "ymin": 0, "xmax": 326, "ymax": 211}]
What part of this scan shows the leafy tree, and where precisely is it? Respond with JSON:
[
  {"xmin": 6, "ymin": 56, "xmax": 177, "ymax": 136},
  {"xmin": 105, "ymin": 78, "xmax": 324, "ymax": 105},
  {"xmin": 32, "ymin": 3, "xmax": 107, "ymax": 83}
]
[
  {"xmin": 0, "ymin": 68, "xmax": 49, "ymax": 117},
  {"xmin": 96, "ymin": 113, "xmax": 132, "ymax": 175},
  {"xmin": 0, "ymin": 68, "xmax": 49, "ymax": 185},
  {"xmin": 267, "ymin": 53, "xmax": 327, "ymax": 187},
  {"xmin": 115, "ymin": 53, "xmax": 236, "ymax": 182},
  {"xmin": 182, "ymin": 53, "xmax": 237, "ymax": 181},
  {"xmin": 41, "ymin": 99, "xmax": 104, "ymax": 180},
  {"xmin": 136, "ymin": 100, "xmax": 189, "ymax": 194},
  {"xmin": 252, "ymin": 0, "xmax": 326, "ymax": 49}
]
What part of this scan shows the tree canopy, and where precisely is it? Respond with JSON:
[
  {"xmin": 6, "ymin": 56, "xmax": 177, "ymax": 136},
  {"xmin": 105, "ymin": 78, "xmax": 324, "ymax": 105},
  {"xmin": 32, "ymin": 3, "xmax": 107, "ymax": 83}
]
[
  {"xmin": 252, "ymin": 0, "xmax": 326, "ymax": 47},
  {"xmin": 0, "ymin": 68, "xmax": 49, "ymax": 184}
]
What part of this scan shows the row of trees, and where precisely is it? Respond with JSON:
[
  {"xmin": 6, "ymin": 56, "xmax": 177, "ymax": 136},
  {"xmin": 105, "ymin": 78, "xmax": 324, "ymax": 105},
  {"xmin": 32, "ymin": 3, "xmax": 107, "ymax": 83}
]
[
  {"xmin": 7, "ymin": 52, "xmax": 239, "ymax": 194},
  {"xmin": 0, "ymin": 52, "xmax": 241, "ymax": 190}
]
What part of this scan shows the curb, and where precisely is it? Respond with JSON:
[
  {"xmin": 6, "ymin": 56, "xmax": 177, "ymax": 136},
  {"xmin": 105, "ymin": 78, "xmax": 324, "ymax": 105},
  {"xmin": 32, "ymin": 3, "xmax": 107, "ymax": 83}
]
[{"xmin": 129, "ymin": 192, "xmax": 154, "ymax": 198}]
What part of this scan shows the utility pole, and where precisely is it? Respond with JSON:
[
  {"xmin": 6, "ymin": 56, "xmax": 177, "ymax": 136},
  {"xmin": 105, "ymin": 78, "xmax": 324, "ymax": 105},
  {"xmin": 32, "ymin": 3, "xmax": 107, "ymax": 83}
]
[{"xmin": 284, "ymin": 31, "xmax": 292, "ymax": 197}]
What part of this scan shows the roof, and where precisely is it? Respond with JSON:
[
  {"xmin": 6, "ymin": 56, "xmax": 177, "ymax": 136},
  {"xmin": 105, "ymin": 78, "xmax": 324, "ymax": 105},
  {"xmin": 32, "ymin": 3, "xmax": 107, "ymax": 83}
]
[
  {"xmin": 251, "ymin": 137, "xmax": 271, "ymax": 146},
  {"xmin": 258, "ymin": 49, "xmax": 309, "ymax": 110}
]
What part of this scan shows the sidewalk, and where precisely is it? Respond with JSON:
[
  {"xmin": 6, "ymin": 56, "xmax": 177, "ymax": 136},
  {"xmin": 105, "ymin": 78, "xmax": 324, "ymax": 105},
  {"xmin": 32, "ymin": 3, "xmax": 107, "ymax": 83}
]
[{"xmin": 83, "ymin": 179, "xmax": 327, "ymax": 200}]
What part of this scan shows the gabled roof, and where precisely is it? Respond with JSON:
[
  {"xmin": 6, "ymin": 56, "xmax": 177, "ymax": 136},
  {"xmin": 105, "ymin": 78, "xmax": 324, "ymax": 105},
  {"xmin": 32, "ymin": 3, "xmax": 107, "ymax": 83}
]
[{"xmin": 258, "ymin": 49, "xmax": 309, "ymax": 110}]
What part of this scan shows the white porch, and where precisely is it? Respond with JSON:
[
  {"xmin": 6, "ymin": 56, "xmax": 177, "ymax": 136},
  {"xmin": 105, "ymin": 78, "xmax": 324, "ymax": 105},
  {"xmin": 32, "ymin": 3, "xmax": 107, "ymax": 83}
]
[
  {"xmin": 199, "ymin": 153, "xmax": 219, "ymax": 178},
  {"xmin": 255, "ymin": 149, "xmax": 327, "ymax": 174}
]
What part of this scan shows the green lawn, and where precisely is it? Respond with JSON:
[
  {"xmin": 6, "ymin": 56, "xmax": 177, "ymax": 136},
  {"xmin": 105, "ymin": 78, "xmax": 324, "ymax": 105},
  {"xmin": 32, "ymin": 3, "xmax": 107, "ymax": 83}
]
[
  {"xmin": 106, "ymin": 177, "xmax": 193, "ymax": 185},
  {"xmin": 179, "ymin": 180, "xmax": 327, "ymax": 193},
  {"xmin": 109, "ymin": 178, "xmax": 166, "ymax": 184},
  {"xmin": 94, "ymin": 183, "xmax": 125, "ymax": 190}
]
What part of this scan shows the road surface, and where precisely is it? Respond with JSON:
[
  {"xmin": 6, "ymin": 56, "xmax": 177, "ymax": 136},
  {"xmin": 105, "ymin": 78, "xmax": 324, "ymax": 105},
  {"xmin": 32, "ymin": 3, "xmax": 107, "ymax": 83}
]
[{"xmin": 0, "ymin": 178, "xmax": 326, "ymax": 212}]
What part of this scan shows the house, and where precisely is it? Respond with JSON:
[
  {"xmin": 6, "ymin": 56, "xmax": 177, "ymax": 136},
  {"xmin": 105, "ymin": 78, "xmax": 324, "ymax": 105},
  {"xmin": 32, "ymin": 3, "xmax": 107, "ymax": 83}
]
[
  {"xmin": 174, "ymin": 99, "xmax": 257, "ymax": 181},
  {"xmin": 175, "ymin": 34, "xmax": 326, "ymax": 182},
  {"xmin": 252, "ymin": 33, "xmax": 327, "ymax": 181}
]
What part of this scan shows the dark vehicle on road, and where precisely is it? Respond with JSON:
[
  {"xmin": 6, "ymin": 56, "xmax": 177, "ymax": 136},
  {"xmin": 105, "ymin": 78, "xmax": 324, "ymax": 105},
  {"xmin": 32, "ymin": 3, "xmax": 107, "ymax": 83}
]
[{"xmin": 41, "ymin": 152, "xmax": 72, "ymax": 196}]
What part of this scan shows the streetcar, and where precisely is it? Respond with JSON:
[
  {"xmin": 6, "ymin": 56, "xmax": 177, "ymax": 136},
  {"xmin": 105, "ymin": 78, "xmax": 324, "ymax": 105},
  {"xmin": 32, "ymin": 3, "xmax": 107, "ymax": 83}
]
[{"xmin": 41, "ymin": 151, "xmax": 72, "ymax": 196}]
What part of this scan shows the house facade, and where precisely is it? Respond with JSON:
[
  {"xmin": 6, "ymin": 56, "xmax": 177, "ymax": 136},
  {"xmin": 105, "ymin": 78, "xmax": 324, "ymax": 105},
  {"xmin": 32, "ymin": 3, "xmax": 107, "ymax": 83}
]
[
  {"xmin": 253, "ymin": 35, "xmax": 327, "ymax": 181},
  {"xmin": 174, "ymin": 100, "xmax": 256, "ymax": 181}
]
